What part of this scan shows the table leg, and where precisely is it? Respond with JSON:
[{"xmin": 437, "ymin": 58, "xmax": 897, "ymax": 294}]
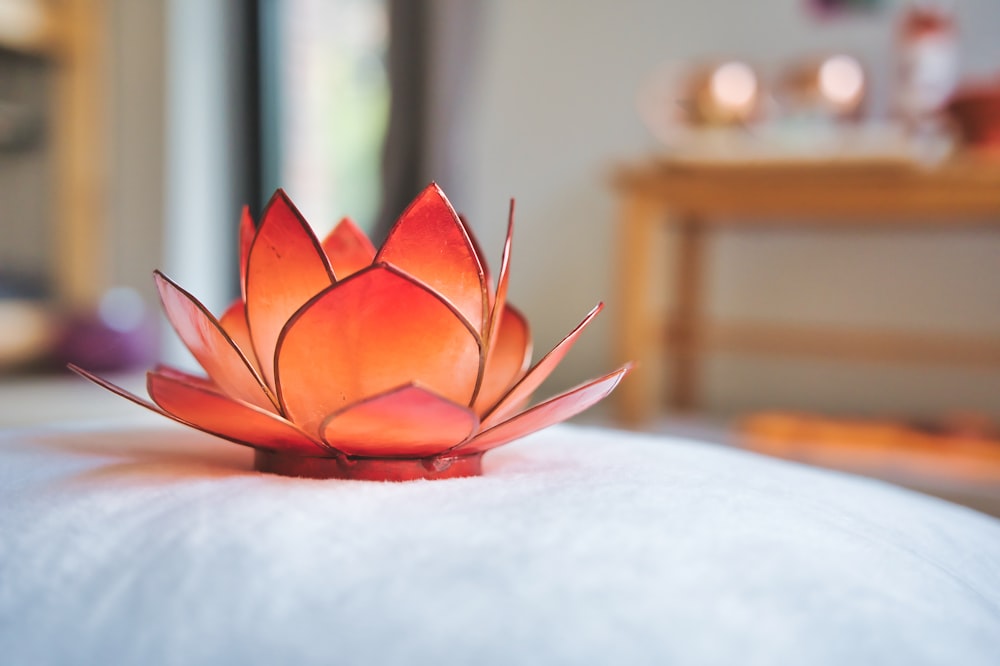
[
  {"xmin": 615, "ymin": 193, "xmax": 660, "ymax": 426},
  {"xmin": 670, "ymin": 216, "xmax": 705, "ymax": 412}
]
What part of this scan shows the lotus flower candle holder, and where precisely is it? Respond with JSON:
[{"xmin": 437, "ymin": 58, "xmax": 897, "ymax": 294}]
[{"xmin": 72, "ymin": 184, "xmax": 629, "ymax": 481}]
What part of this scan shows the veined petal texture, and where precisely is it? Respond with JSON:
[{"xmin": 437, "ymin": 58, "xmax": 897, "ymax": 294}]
[
  {"xmin": 276, "ymin": 265, "xmax": 482, "ymax": 436},
  {"xmin": 148, "ymin": 369, "xmax": 329, "ymax": 456},
  {"xmin": 154, "ymin": 272, "xmax": 274, "ymax": 411},
  {"xmin": 321, "ymin": 385, "xmax": 478, "ymax": 457},
  {"xmin": 246, "ymin": 190, "xmax": 334, "ymax": 392},
  {"xmin": 321, "ymin": 217, "xmax": 376, "ymax": 278},
  {"xmin": 377, "ymin": 183, "xmax": 488, "ymax": 333}
]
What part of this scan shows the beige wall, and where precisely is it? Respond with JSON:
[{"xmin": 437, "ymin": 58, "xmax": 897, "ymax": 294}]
[
  {"xmin": 108, "ymin": 0, "xmax": 166, "ymax": 306},
  {"xmin": 0, "ymin": 0, "xmax": 166, "ymax": 305},
  {"xmin": 454, "ymin": 0, "xmax": 1000, "ymax": 417},
  {"xmin": 0, "ymin": 54, "xmax": 52, "ymax": 284}
]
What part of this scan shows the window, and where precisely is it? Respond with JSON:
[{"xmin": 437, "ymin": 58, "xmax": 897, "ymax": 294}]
[{"xmin": 260, "ymin": 0, "xmax": 390, "ymax": 236}]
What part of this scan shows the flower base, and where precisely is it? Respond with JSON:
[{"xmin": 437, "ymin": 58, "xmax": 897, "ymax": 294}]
[{"xmin": 254, "ymin": 449, "xmax": 484, "ymax": 481}]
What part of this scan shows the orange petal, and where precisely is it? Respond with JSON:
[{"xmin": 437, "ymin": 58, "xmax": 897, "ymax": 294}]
[
  {"xmin": 485, "ymin": 202, "xmax": 514, "ymax": 349},
  {"xmin": 150, "ymin": 363, "xmax": 215, "ymax": 390},
  {"xmin": 376, "ymin": 183, "xmax": 488, "ymax": 333},
  {"xmin": 460, "ymin": 213, "xmax": 493, "ymax": 304},
  {"xmin": 69, "ymin": 363, "xmax": 172, "ymax": 415},
  {"xmin": 275, "ymin": 265, "xmax": 482, "ymax": 435},
  {"xmin": 238, "ymin": 205, "xmax": 255, "ymax": 301},
  {"xmin": 321, "ymin": 217, "xmax": 376, "ymax": 278},
  {"xmin": 219, "ymin": 299, "xmax": 261, "ymax": 375},
  {"xmin": 246, "ymin": 189, "xmax": 334, "ymax": 392},
  {"xmin": 473, "ymin": 203, "xmax": 519, "ymax": 409},
  {"xmin": 320, "ymin": 384, "xmax": 478, "ymax": 457},
  {"xmin": 457, "ymin": 366, "xmax": 631, "ymax": 454},
  {"xmin": 148, "ymin": 369, "xmax": 330, "ymax": 456},
  {"xmin": 154, "ymin": 271, "xmax": 276, "ymax": 412},
  {"xmin": 70, "ymin": 363, "xmax": 325, "ymax": 456},
  {"xmin": 473, "ymin": 305, "xmax": 532, "ymax": 415},
  {"xmin": 481, "ymin": 303, "xmax": 603, "ymax": 429}
]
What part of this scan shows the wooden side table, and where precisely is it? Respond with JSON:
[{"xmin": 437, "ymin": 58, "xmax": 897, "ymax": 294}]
[{"xmin": 612, "ymin": 156, "xmax": 1000, "ymax": 425}]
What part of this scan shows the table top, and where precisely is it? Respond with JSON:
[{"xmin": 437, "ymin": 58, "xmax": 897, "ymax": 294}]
[{"xmin": 612, "ymin": 154, "xmax": 1000, "ymax": 220}]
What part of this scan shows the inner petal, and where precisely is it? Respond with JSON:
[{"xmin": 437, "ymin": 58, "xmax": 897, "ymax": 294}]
[
  {"xmin": 275, "ymin": 265, "xmax": 482, "ymax": 436},
  {"xmin": 321, "ymin": 217, "xmax": 376, "ymax": 278},
  {"xmin": 376, "ymin": 184, "xmax": 488, "ymax": 334},
  {"xmin": 245, "ymin": 189, "xmax": 335, "ymax": 392},
  {"xmin": 473, "ymin": 305, "xmax": 532, "ymax": 415},
  {"xmin": 219, "ymin": 299, "xmax": 262, "ymax": 376}
]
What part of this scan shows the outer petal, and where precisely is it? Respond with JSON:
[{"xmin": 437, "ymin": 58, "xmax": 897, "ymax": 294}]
[
  {"xmin": 69, "ymin": 363, "xmax": 173, "ymax": 416},
  {"xmin": 275, "ymin": 265, "xmax": 482, "ymax": 435},
  {"xmin": 456, "ymin": 366, "xmax": 631, "ymax": 454},
  {"xmin": 246, "ymin": 189, "xmax": 335, "ymax": 392},
  {"xmin": 481, "ymin": 303, "xmax": 603, "ymax": 429},
  {"xmin": 68, "ymin": 364, "xmax": 328, "ymax": 456},
  {"xmin": 473, "ymin": 305, "xmax": 532, "ymax": 415},
  {"xmin": 460, "ymin": 213, "xmax": 493, "ymax": 306},
  {"xmin": 154, "ymin": 271, "xmax": 276, "ymax": 412},
  {"xmin": 473, "ymin": 204, "xmax": 520, "ymax": 410},
  {"xmin": 147, "ymin": 369, "xmax": 331, "ymax": 456},
  {"xmin": 150, "ymin": 363, "xmax": 216, "ymax": 390},
  {"xmin": 486, "ymin": 200, "xmax": 515, "ymax": 348},
  {"xmin": 238, "ymin": 205, "xmax": 255, "ymax": 301},
  {"xmin": 376, "ymin": 183, "xmax": 488, "ymax": 334},
  {"xmin": 320, "ymin": 384, "xmax": 478, "ymax": 458},
  {"xmin": 321, "ymin": 217, "xmax": 376, "ymax": 278}
]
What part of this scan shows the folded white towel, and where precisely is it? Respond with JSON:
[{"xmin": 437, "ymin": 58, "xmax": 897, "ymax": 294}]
[{"xmin": 1, "ymin": 421, "xmax": 998, "ymax": 665}]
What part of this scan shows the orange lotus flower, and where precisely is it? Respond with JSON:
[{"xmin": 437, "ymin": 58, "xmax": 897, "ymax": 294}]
[{"xmin": 72, "ymin": 184, "xmax": 630, "ymax": 480}]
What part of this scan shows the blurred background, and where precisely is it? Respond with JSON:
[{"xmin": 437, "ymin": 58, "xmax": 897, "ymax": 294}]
[{"xmin": 2, "ymin": 0, "xmax": 1000, "ymax": 508}]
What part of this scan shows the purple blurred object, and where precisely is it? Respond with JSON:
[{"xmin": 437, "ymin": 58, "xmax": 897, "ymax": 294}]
[{"xmin": 54, "ymin": 288, "xmax": 158, "ymax": 372}]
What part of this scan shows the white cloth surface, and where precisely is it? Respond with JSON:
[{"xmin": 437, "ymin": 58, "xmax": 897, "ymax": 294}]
[{"xmin": 1, "ymin": 420, "xmax": 998, "ymax": 665}]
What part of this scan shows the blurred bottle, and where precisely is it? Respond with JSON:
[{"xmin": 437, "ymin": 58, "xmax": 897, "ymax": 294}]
[{"xmin": 894, "ymin": 2, "xmax": 958, "ymax": 126}]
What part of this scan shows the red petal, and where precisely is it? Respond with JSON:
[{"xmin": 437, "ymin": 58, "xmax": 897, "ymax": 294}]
[
  {"xmin": 70, "ymin": 363, "xmax": 323, "ymax": 457},
  {"xmin": 458, "ymin": 366, "xmax": 631, "ymax": 454},
  {"xmin": 321, "ymin": 217, "xmax": 376, "ymax": 278},
  {"xmin": 275, "ymin": 265, "xmax": 483, "ymax": 435},
  {"xmin": 376, "ymin": 183, "xmax": 488, "ymax": 333},
  {"xmin": 154, "ymin": 271, "xmax": 276, "ymax": 411},
  {"xmin": 481, "ymin": 303, "xmax": 603, "ymax": 429},
  {"xmin": 473, "ymin": 204, "xmax": 519, "ymax": 410},
  {"xmin": 490, "ymin": 200, "xmax": 515, "ymax": 328},
  {"xmin": 219, "ymin": 299, "xmax": 261, "ymax": 375},
  {"xmin": 148, "ymin": 369, "xmax": 330, "ymax": 455},
  {"xmin": 473, "ymin": 305, "xmax": 532, "ymax": 415},
  {"xmin": 238, "ymin": 206, "xmax": 255, "ymax": 301},
  {"xmin": 150, "ymin": 363, "xmax": 215, "ymax": 390},
  {"xmin": 460, "ymin": 213, "xmax": 493, "ymax": 304},
  {"xmin": 320, "ymin": 385, "xmax": 478, "ymax": 457},
  {"xmin": 69, "ymin": 363, "xmax": 170, "ymax": 415},
  {"xmin": 246, "ymin": 190, "xmax": 334, "ymax": 392}
]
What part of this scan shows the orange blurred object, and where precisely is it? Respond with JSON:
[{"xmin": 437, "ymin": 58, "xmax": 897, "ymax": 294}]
[
  {"xmin": 72, "ymin": 184, "xmax": 630, "ymax": 480},
  {"xmin": 741, "ymin": 411, "xmax": 1000, "ymax": 484},
  {"xmin": 779, "ymin": 55, "xmax": 867, "ymax": 119},
  {"xmin": 683, "ymin": 61, "xmax": 761, "ymax": 126}
]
